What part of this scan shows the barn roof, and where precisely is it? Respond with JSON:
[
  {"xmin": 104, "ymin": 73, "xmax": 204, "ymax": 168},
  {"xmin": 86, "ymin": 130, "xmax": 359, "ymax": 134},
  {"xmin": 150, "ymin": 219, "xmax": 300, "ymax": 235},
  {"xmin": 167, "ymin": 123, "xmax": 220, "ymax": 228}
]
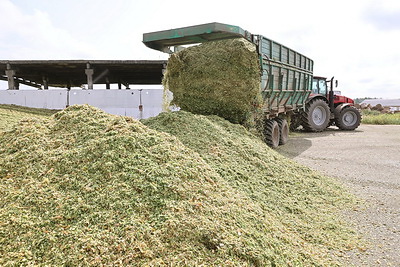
[
  {"xmin": 361, "ymin": 99, "xmax": 400, "ymax": 107},
  {"xmin": 0, "ymin": 60, "xmax": 167, "ymax": 88}
]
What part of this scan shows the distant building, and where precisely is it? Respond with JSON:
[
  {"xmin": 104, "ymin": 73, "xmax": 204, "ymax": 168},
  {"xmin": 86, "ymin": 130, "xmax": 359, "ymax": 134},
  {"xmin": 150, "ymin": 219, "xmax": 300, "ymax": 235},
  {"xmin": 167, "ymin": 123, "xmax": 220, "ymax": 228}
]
[{"xmin": 360, "ymin": 99, "xmax": 400, "ymax": 112}]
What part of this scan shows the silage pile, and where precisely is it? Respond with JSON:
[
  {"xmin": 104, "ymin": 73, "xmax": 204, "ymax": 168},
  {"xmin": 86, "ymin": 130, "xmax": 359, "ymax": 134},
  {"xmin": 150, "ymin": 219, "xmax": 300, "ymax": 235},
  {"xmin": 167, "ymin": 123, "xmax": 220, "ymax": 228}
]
[
  {"xmin": 144, "ymin": 111, "xmax": 363, "ymax": 264},
  {"xmin": 0, "ymin": 105, "xmax": 361, "ymax": 266},
  {"xmin": 0, "ymin": 104, "xmax": 57, "ymax": 132},
  {"xmin": 163, "ymin": 38, "xmax": 262, "ymax": 125}
]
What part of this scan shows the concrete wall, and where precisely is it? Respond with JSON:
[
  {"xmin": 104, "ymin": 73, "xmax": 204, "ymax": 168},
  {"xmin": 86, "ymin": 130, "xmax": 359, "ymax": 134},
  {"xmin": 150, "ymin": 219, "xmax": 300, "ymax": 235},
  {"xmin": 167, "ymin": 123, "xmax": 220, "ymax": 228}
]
[
  {"xmin": 0, "ymin": 89, "xmax": 165, "ymax": 119},
  {"xmin": 0, "ymin": 90, "xmax": 68, "ymax": 109}
]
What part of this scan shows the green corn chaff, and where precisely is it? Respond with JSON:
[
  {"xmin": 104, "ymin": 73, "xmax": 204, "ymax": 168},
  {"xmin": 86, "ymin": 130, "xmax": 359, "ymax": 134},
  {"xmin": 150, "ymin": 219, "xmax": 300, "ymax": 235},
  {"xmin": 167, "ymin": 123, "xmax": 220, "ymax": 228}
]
[{"xmin": 0, "ymin": 105, "xmax": 363, "ymax": 266}]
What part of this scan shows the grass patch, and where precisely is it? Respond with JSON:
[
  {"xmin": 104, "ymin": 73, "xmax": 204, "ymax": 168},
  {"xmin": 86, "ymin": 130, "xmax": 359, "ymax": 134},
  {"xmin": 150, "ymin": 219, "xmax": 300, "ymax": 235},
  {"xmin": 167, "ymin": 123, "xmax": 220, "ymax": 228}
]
[
  {"xmin": 361, "ymin": 110, "xmax": 400, "ymax": 125},
  {"xmin": 0, "ymin": 105, "xmax": 362, "ymax": 265}
]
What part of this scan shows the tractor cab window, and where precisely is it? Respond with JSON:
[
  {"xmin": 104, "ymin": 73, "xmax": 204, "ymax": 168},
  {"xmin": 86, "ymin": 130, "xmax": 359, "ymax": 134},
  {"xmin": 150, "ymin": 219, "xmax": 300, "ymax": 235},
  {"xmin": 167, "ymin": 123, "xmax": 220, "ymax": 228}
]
[{"xmin": 312, "ymin": 79, "xmax": 327, "ymax": 95}]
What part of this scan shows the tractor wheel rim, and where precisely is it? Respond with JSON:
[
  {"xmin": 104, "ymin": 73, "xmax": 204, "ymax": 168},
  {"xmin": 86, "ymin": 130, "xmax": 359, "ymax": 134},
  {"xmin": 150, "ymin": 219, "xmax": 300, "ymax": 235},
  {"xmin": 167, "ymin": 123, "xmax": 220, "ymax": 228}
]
[
  {"xmin": 343, "ymin": 111, "xmax": 357, "ymax": 126},
  {"xmin": 312, "ymin": 107, "xmax": 327, "ymax": 126}
]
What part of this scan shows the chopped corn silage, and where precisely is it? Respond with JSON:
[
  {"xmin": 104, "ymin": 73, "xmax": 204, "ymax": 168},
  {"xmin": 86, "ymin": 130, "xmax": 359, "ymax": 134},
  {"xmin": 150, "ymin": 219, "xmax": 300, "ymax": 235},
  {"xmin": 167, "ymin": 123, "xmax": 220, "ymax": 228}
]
[
  {"xmin": 163, "ymin": 38, "xmax": 263, "ymax": 125},
  {"xmin": 0, "ymin": 105, "xmax": 264, "ymax": 266},
  {"xmin": 0, "ymin": 105, "xmax": 361, "ymax": 266},
  {"xmin": 0, "ymin": 104, "xmax": 57, "ymax": 132},
  {"xmin": 144, "ymin": 111, "xmax": 363, "ymax": 264}
]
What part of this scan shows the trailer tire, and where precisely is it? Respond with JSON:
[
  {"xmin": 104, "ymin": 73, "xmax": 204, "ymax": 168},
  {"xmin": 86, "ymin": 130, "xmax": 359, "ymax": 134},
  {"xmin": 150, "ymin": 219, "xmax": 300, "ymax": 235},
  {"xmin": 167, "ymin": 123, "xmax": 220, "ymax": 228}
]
[
  {"xmin": 264, "ymin": 119, "xmax": 280, "ymax": 148},
  {"xmin": 275, "ymin": 118, "xmax": 289, "ymax": 145},
  {"xmin": 301, "ymin": 98, "xmax": 330, "ymax": 132},
  {"xmin": 335, "ymin": 105, "xmax": 361, "ymax": 130}
]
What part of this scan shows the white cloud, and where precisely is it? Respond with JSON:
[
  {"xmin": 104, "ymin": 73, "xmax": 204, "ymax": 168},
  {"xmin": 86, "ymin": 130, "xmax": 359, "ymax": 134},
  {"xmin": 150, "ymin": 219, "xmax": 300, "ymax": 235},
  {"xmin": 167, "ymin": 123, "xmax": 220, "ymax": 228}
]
[
  {"xmin": 1, "ymin": 0, "xmax": 399, "ymax": 98},
  {"xmin": 0, "ymin": 0, "xmax": 100, "ymax": 59}
]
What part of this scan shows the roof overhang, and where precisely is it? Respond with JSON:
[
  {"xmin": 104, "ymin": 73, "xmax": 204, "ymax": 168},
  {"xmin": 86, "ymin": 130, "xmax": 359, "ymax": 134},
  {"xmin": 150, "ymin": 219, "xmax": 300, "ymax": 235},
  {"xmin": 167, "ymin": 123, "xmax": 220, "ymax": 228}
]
[{"xmin": 0, "ymin": 60, "xmax": 167, "ymax": 88}]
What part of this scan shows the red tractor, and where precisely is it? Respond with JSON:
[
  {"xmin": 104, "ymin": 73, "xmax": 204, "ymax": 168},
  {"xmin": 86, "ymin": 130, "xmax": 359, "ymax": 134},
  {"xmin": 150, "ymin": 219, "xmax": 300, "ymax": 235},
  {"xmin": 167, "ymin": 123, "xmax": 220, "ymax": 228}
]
[{"xmin": 293, "ymin": 76, "xmax": 361, "ymax": 132}]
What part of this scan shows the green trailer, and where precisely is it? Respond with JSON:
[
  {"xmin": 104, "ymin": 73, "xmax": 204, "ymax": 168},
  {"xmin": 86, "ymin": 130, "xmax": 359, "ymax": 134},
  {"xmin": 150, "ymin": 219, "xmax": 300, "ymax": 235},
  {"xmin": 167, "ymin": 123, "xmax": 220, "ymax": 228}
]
[{"xmin": 143, "ymin": 22, "xmax": 314, "ymax": 147}]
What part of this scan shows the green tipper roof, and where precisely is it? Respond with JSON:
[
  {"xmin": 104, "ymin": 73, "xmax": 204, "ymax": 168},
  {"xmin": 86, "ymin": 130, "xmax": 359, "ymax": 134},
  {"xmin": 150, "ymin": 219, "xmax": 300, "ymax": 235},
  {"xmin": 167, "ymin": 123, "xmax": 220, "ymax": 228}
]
[{"xmin": 143, "ymin": 22, "xmax": 251, "ymax": 53}]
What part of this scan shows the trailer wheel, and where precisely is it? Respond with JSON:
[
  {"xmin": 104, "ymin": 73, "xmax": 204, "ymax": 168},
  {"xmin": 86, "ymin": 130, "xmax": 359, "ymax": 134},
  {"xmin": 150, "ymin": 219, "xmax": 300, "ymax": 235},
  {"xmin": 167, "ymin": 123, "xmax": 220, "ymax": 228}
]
[
  {"xmin": 275, "ymin": 118, "xmax": 289, "ymax": 145},
  {"xmin": 301, "ymin": 98, "xmax": 330, "ymax": 132},
  {"xmin": 335, "ymin": 106, "xmax": 361, "ymax": 130},
  {"xmin": 264, "ymin": 119, "xmax": 280, "ymax": 148}
]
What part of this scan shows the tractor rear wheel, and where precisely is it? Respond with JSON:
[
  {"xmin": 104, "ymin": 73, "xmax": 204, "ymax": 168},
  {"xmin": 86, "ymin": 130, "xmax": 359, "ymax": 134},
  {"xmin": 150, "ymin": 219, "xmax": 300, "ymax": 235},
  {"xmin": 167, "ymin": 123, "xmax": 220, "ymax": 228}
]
[
  {"xmin": 301, "ymin": 98, "xmax": 330, "ymax": 132},
  {"xmin": 289, "ymin": 114, "xmax": 302, "ymax": 131},
  {"xmin": 275, "ymin": 118, "xmax": 289, "ymax": 145},
  {"xmin": 264, "ymin": 119, "xmax": 280, "ymax": 148},
  {"xmin": 335, "ymin": 106, "xmax": 361, "ymax": 130}
]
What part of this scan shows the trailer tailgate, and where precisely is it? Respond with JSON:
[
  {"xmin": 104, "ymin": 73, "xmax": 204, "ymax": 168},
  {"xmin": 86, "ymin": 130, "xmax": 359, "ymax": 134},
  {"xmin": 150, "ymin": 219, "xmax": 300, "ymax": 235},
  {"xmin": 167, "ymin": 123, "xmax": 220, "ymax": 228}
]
[{"xmin": 143, "ymin": 22, "xmax": 251, "ymax": 53}]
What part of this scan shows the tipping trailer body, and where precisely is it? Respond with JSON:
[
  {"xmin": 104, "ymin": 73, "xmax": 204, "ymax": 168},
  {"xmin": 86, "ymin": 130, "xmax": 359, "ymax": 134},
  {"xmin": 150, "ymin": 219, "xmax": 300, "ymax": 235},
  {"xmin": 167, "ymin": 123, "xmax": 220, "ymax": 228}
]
[{"xmin": 143, "ymin": 22, "xmax": 313, "ymax": 118}]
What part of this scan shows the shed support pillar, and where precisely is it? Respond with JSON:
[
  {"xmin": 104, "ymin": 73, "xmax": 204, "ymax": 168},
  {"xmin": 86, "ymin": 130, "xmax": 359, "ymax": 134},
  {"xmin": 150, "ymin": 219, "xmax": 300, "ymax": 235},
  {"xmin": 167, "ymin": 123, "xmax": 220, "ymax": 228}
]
[
  {"xmin": 106, "ymin": 77, "xmax": 110, "ymax": 89},
  {"xmin": 42, "ymin": 75, "xmax": 49, "ymax": 90},
  {"xmin": 5, "ymin": 69, "xmax": 17, "ymax": 90},
  {"xmin": 85, "ymin": 64, "xmax": 94, "ymax": 89}
]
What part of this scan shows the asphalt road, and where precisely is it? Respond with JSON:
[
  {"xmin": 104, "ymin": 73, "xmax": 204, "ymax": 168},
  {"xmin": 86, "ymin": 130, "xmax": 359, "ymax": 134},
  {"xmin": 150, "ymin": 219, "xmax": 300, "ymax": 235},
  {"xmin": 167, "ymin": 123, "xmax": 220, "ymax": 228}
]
[{"xmin": 276, "ymin": 124, "xmax": 400, "ymax": 266}]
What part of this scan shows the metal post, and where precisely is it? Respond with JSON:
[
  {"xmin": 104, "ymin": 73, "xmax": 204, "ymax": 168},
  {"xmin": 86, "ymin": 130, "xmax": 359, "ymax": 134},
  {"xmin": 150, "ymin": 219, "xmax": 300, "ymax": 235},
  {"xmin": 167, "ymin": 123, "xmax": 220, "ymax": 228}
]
[{"xmin": 138, "ymin": 89, "xmax": 143, "ymax": 120}]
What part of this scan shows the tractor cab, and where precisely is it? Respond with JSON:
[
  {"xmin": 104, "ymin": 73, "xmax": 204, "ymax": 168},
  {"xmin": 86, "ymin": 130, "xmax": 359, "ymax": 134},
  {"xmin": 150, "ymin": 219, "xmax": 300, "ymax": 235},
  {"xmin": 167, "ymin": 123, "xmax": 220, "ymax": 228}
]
[
  {"xmin": 312, "ymin": 76, "xmax": 329, "ymax": 96},
  {"xmin": 312, "ymin": 76, "xmax": 355, "ymax": 108}
]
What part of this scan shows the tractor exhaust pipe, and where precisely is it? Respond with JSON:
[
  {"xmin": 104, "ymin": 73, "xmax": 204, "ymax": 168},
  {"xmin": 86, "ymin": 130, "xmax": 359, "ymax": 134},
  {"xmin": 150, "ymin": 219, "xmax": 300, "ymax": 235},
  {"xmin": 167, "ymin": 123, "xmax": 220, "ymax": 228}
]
[{"xmin": 329, "ymin": 76, "xmax": 335, "ymax": 112}]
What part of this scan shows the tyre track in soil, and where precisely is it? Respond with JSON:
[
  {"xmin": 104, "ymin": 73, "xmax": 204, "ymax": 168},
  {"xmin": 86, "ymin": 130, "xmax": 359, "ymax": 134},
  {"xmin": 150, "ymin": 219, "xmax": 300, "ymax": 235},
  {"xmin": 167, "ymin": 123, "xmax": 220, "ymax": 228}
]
[{"xmin": 276, "ymin": 125, "xmax": 400, "ymax": 266}]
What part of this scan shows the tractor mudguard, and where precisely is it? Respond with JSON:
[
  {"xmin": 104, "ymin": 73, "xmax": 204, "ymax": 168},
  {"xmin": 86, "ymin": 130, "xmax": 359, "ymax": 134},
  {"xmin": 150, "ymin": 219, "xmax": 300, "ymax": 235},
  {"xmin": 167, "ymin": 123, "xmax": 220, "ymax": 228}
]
[{"xmin": 334, "ymin": 103, "xmax": 352, "ymax": 117}]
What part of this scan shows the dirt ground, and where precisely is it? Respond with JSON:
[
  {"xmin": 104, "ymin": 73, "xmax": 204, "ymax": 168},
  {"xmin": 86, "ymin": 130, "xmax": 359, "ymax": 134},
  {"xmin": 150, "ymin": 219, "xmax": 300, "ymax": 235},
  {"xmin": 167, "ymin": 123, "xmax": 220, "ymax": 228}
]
[{"xmin": 276, "ymin": 124, "xmax": 400, "ymax": 266}]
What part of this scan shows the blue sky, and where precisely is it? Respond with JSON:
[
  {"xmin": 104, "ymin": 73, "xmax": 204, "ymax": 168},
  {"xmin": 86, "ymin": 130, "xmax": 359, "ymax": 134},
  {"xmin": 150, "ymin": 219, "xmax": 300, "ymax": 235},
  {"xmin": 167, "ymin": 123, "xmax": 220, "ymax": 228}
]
[{"xmin": 1, "ymin": 0, "xmax": 400, "ymax": 98}]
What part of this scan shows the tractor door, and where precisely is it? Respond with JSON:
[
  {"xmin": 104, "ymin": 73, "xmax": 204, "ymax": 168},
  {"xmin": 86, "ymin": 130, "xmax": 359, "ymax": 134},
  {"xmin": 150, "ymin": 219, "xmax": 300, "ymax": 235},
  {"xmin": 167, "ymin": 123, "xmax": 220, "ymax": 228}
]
[{"xmin": 312, "ymin": 77, "xmax": 328, "ymax": 97}]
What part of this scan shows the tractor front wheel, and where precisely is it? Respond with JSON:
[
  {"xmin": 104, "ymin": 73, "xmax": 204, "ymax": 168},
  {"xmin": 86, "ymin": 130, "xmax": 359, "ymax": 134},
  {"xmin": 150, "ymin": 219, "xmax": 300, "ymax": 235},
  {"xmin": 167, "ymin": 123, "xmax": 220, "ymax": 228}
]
[{"xmin": 335, "ymin": 106, "xmax": 361, "ymax": 130}]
